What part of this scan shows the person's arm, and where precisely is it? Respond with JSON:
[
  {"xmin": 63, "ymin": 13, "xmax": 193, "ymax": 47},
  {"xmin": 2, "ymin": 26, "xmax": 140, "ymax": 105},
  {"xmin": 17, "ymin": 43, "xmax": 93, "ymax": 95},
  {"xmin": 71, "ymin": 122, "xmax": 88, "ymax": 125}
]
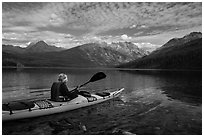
[{"xmin": 60, "ymin": 83, "xmax": 70, "ymax": 96}]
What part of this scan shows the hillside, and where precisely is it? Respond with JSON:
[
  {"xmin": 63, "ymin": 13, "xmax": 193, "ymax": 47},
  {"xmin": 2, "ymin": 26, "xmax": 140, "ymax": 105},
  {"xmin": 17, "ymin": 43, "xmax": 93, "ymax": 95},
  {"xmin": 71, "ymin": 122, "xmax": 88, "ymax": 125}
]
[
  {"xmin": 118, "ymin": 32, "xmax": 202, "ymax": 70},
  {"xmin": 2, "ymin": 45, "xmax": 25, "ymax": 54},
  {"xmin": 2, "ymin": 41, "xmax": 147, "ymax": 67},
  {"xmin": 78, "ymin": 42, "xmax": 147, "ymax": 66}
]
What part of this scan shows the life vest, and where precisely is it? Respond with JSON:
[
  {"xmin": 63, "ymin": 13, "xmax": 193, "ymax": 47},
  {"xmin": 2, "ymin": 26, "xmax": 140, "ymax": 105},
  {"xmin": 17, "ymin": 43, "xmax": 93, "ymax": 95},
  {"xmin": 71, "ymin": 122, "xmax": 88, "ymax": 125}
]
[
  {"xmin": 51, "ymin": 82, "xmax": 79, "ymax": 102},
  {"xmin": 51, "ymin": 82, "xmax": 62, "ymax": 101}
]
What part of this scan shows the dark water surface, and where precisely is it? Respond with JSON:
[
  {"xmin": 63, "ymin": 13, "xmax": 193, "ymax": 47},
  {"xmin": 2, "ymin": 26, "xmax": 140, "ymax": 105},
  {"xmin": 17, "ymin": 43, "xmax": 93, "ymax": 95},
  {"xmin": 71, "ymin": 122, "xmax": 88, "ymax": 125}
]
[{"xmin": 2, "ymin": 68, "xmax": 202, "ymax": 135}]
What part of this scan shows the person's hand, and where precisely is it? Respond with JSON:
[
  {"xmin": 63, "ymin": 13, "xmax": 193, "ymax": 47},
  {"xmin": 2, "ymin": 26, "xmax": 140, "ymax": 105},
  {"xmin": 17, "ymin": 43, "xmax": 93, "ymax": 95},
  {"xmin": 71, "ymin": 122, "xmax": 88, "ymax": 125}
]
[
  {"xmin": 75, "ymin": 86, "xmax": 79, "ymax": 90},
  {"xmin": 75, "ymin": 86, "xmax": 80, "ymax": 93},
  {"xmin": 70, "ymin": 86, "xmax": 79, "ymax": 93}
]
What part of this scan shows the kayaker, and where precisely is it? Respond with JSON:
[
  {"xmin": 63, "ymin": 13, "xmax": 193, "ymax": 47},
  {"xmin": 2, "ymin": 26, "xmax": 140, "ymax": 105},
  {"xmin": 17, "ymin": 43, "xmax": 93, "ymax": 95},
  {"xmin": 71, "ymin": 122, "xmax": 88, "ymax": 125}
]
[{"xmin": 51, "ymin": 73, "xmax": 78, "ymax": 101}]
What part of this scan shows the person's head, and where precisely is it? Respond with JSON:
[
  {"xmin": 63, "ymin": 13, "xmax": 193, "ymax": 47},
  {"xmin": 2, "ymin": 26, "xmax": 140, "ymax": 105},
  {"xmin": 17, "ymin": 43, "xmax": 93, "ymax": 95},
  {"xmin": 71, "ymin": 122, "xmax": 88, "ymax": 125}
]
[{"xmin": 58, "ymin": 73, "xmax": 68, "ymax": 83}]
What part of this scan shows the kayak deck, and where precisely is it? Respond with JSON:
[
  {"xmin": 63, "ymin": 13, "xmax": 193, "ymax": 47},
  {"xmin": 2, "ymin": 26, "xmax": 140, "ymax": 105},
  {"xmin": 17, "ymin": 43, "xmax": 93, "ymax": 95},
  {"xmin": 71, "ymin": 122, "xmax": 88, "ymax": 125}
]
[{"xmin": 2, "ymin": 88, "xmax": 124, "ymax": 121}]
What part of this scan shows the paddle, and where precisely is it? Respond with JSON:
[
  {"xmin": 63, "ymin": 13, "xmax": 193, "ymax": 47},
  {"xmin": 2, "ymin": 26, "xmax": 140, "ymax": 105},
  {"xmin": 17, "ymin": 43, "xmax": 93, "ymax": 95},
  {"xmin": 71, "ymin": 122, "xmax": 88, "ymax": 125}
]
[
  {"xmin": 79, "ymin": 72, "xmax": 106, "ymax": 88},
  {"xmin": 30, "ymin": 72, "xmax": 106, "ymax": 93},
  {"xmin": 70, "ymin": 72, "xmax": 106, "ymax": 92}
]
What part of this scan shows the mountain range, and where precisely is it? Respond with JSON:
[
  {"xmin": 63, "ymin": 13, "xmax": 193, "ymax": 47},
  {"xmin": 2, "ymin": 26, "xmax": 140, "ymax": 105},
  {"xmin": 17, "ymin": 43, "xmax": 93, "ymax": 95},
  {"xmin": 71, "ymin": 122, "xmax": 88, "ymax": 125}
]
[
  {"xmin": 3, "ymin": 41, "xmax": 64, "ymax": 54},
  {"xmin": 2, "ymin": 41, "xmax": 148, "ymax": 67},
  {"xmin": 118, "ymin": 32, "xmax": 202, "ymax": 70},
  {"xmin": 2, "ymin": 32, "xmax": 202, "ymax": 70}
]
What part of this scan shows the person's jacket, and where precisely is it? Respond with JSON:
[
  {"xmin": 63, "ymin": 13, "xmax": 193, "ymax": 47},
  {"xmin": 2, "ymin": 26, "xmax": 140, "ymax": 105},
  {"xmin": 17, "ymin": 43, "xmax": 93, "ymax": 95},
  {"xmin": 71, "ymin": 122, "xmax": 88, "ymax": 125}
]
[{"xmin": 51, "ymin": 82, "xmax": 77, "ymax": 101}]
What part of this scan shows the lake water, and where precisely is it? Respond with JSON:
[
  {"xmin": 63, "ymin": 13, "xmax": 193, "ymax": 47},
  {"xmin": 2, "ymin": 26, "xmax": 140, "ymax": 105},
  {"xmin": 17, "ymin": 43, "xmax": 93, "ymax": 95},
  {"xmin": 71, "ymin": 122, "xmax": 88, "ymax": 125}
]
[{"xmin": 2, "ymin": 68, "xmax": 202, "ymax": 135}]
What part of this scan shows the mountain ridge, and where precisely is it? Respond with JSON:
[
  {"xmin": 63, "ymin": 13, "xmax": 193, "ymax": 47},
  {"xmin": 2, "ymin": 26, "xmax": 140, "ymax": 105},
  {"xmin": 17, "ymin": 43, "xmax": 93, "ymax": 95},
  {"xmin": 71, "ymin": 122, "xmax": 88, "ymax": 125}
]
[
  {"xmin": 2, "ymin": 41, "xmax": 147, "ymax": 67},
  {"xmin": 3, "ymin": 41, "xmax": 65, "ymax": 54},
  {"xmin": 3, "ymin": 32, "xmax": 201, "ymax": 69},
  {"xmin": 118, "ymin": 32, "xmax": 202, "ymax": 70},
  {"xmin": 26, "ymin": 40, "xmax": 65, "ymax": 52},
  {"xmin": 162, "ymin": 32, "xmax": 201, "ymax": 48}
]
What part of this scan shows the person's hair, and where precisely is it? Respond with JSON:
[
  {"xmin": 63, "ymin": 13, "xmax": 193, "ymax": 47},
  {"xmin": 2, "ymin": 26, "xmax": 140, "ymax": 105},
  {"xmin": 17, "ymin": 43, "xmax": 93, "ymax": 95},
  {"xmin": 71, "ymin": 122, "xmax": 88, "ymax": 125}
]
[{"xmin": 58, "ymin": 73, "xmax": 68, "ymax": 83}]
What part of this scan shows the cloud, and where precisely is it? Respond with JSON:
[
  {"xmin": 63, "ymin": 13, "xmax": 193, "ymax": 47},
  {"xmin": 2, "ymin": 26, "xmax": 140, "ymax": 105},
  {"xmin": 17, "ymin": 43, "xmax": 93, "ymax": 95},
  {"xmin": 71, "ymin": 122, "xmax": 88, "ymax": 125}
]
[
  {"xmin": 121, "ymin": 34, "xmax": 132, "ymax": 40},
  {"xmin": 140, "ymin": 25, "xmax": 148, "ymax": 29},
  {"xmin": 130, "ymin": 25, "xmax": 137, "ymax": 29},
  {"xmin": 134, "ymin": 31, "xmax": 144, "ymax": 36},
  {"xmin": 146, "ymin": 30, "xmax": 163, "ymax": 35},
  {"xmin": 134, "ymin": 42, "xmax": 161, "ymax": 52},
  {"xmin": 2, "ymin": 2, "xmax": 202, "ymax": 47},
  {"xmin": 131, "ymin": 26, "xmax": 202, "ymax": 45},
  {"xmin": 2, "ymin": 31, "xmax": 78, "ymax": 48},
  {"xmin": 3, "ymin": 2, "xmax": 202, "ymax": 35},
  {"xmin": 3, "ymin": 26, "xmax": 37, "ymax": 32}
]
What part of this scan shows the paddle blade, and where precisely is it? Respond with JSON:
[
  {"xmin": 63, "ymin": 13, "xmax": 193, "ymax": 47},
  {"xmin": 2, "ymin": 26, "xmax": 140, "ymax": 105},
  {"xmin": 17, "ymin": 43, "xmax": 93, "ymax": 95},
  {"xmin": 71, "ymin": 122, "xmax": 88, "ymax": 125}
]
[{"xmin": 89, "ymin": 72, "xmax": 106, "ymax": 82}]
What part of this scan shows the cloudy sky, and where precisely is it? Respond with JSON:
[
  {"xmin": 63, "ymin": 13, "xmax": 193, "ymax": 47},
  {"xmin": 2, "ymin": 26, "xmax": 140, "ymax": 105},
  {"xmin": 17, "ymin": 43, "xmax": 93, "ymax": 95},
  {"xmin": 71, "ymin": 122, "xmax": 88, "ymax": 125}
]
[{"xmin": 2, "ymin": 2, "xmax": 202, "ymax": 49}]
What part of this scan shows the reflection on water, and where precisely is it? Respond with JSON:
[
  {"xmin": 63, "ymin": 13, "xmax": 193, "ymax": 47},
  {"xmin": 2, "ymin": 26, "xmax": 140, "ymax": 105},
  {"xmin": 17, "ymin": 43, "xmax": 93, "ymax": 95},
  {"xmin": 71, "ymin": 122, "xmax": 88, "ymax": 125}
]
[
  {"xmin": 2, "ymin": 68, "xmax": 202, "ymax": 106},
  {"xmin": 2, "ymin": 68, "xmax": 202, "ymax": 135},
  {"xmin": 122, "ymin": 70, "xmax": 201, "ymax": 105}
]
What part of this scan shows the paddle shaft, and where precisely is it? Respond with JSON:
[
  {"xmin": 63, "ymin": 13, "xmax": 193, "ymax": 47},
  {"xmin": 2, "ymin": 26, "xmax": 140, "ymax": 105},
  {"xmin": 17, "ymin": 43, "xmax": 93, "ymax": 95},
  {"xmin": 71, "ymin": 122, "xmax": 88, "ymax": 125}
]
[{"xmin": 79, "ymin": 81, "xmax": 90, "ymax": 88}]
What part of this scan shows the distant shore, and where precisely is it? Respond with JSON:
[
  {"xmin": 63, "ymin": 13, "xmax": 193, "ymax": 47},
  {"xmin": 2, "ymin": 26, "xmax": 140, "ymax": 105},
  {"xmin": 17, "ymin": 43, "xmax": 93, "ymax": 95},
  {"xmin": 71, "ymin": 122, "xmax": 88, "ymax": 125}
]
[{"xmin": 2, "ymin": 66, "xmax": 202, "ymax": 72}]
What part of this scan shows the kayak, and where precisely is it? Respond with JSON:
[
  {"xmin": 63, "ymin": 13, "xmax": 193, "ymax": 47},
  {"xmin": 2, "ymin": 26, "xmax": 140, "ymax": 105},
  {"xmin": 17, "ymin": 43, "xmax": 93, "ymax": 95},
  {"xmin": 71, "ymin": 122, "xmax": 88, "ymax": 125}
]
[{"xmin": 2, "ymin": 88, "xmax": 124, "ymax": 121}]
